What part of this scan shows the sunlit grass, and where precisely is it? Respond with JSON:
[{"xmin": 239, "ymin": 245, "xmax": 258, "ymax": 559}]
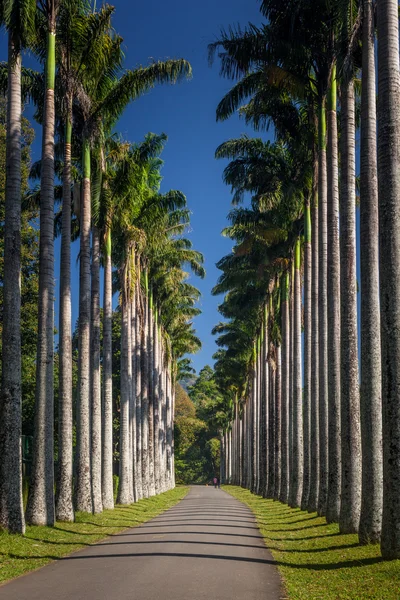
[
  {"xmin": 0, "ymin": 486, "xmax": 188, "ymax": 584},
  {"xmin": 224, "ymin": 485, "xmax": 400, "ymax": 600}
]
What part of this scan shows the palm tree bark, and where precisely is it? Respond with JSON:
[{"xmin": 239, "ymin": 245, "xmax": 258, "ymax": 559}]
[
  {"xmin": 301, "ymin": 194, "xmax": 312, "ymax": 511},
  {"xmin": 102, "ymin": 230, "xmax": 114, "ymax": 509},
  {"xmin": 141, "ymin": 282, "xmax": 150, "ymax": 498},
  {"xmin": 308, "ymin": 162, "xmax": 320, "ymax": 513},
  {"xmin": 359, "ymin": 0, "xmax": 382, "ymax": 545},
  {"xmin": 274, "ymin": 343, "xmax": 282, "ymax": 500},
  {"xmin": 153, "ymin": 314, "xmax": 161, "ymax": 494},
  {"xmin": 134, "ymin": 280, "xmax": 143, "ymax": 499},
  {"xmin": 339, "ymin": 78, "xmax": 361, "ymax": 534},
  {"xmin": 318, "ymin": 100, "xmax": 328, "ymax": 517},
  {"xmin": 117, "ymin": 260, "xmax": 133, "ymax": 505},
  {"xmin": 377, "ymin": 0, "xmax": 400, "ymax": 560},
  {"xmin": 0, "ymin": 32, "xmax": 25, "ymax": 534},
  {"xmin": 91, "ymin": 224, "xmax": 102, "ymax": 513},
  {"xmin": 56, "ymin": 115, "xmax": 74, "ymax": 522},
  {"xmin": 26, "ymin": 22, "xmax": 56, "ymax": 527},
  {"xmin": 74, "ymin": 139, "xmax": 93, "ymax": 513},
  {"xmin": 279, "ymin": 273, "xmax": 290, "ymax": 504},
  {"xmin": 147, "ymin": 291, "xmax": 156, "ymax": 496},
  {"xmin": 326, "ymin": 67, "xmax": 341, "ymax": 523},
  {"xmin": 290, "ymin": 237, "xmax": 303, "ymax": 507}
]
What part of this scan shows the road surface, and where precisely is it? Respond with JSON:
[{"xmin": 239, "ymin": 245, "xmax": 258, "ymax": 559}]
[{"xmin": 0, "ymin": 486, "xmax": 282, "ymax": 600}]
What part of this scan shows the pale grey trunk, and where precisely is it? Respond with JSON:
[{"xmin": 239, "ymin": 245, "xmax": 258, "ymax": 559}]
[
  {"xmin": 301, "ymin": 219, "xmax": 312, "ymax": 511},
  {"xmin": 251, "ymin": 354, "xmax": 257, "ymax": 492},
  {"xmin": 290, "ymin": 247, "xmax": 303, "ymax": 508},
  {"xmin": 158, "ymin": 342, "xmax": 166, "ymax": 492},
  {"xmin": 309, "ymin": 175, "xmax": 320, "ymax": 513},
  {"xmin": 117, "ymin": 271, "xmax": 133, "ymax": 505},
  {"xmin": 147, "ymin": 300, "xmax": 155, "ymax": 497},
  {"xmin": 339, "ymin": 78, "xmax": 361, "ymax": 534},
  {"xmin": 318, "ymin": 111, "xmax": 329, "ymax": 517},
  {"xmin": 279, "ymin": 293, "xmax": 290, "ymax": 503},
  {"xmin": 165, "ymin": 363, "xmax": 173, "ymax": 489},
  {"xmin": 0, "ymin": 36, "xmax": 25, "ymax": 533},
  {"xmin": 26, "ymin": 34, "xmax": 56, "ymax": 527},
  {"xmin": 260, "ymin": 314, "xmax": 268, "ymax": 496},
  {"xmin": 274, "ymin": 344, "xmax": 282, "ymax": 500},
  {"xmin": 134, "ymin": 283, "xmax": 143, "ymax": 500},
  {"xmin": 153, "ymin": 317, "xmax": 161, "ymax": 494},
  {"xmin": 377, "ymin": 0, "xmax": 400, "ymax": 560},
  {"xmin": 171, "ymin": 379, "xmax": 176, "ymax": 488},
  {"xmin": 130, "ymin": 294, "xmax": 137, "ymax": 502},
  {"xmin": 288, "ymin": 271, "xmax": 294, "ymax": 496},
  {"xmin": 359, "ymin": 0, "xmax": 382, "ymax": 545},
  {"xmin": 326, "ymin": 82, "xmax": 341, "ymax": 523},
  {"xmin": 267, "ymin": 360, "xmax": 275, "ymax": 497},
  {"xmin": 90, "ymin": 226, "xmax": 102, "ymax": 513},
  {"xmin": 127, "ymin": 300, "xmax": 134, "ymax": 502},
  {"xmin": 101, "ymin": 249, "xmax": 114, "ymax": 509},
  {"xmin": 56, "ymin": 113, "xmax": 74, "ymax": 522},
  {"xmin": 141, "ymin": 294, "xmax": 150, "ymax": 498}
]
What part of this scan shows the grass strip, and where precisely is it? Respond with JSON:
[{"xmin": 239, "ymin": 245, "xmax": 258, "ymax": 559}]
[
  {"xmin": 223, "ymin": 485, "xmax": 400, "ymax": 600},
  {"xmin": 0, "ymin": 486, "xmax": 188, "ymax": 585}
]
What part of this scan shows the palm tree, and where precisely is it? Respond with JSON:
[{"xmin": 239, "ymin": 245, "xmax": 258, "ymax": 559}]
[
  {"xmin": 26, "ymin": 0, "xmax": 60, "ymax": 527},
  {"xmin": 358, "ymin": 0, "xmax": 382, "ymax": 546},
  {"xmin": 326, "ymin": 64, "xmax": 341, "ymax": 523},
  {"xmin": 280, "ymin": 272, "xmax": 290, "ymax": 504},
  {"xmin": 339, "ymin": 72, "xmax": 361, "ymax": 534},
  {"xmin": 0, "ymin": 0, "xmax": 35, "ymax": 534},
  {"xmin": 377, "ymin": 0, "xmax": 400, "ymax": 560}
]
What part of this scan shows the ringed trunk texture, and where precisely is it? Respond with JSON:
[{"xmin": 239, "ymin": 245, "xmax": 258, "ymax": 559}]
[
  {"xmin": 290, "ymin": 239, "xmax": 303, "ymax": 507},
  {"xmin": 26, "ymin": 28, "xmax": 56, "ymax": 526},
  {"xmin": 339, "ymin": 78, "xmax": 361, "ymax": 534},
  {"xmin": 279, "ymin": 275, "xmax": 290, "ymax": 504},
  {"xmin": 0, "ymin": 35, "xmax": 25, "ymax": 533},
  {"xmin": 56, "ymin": 117, "xmax": 74, "ymax": 522},
  {"xmin": 308, "ymin": 170, "xmax": 320, "ymax": 513},
  {"xmin": 318, "ymin": 101, "xmax": 328, "ymax": 517},
  {"xmin": 147, "ymin": 295, "xmax": 155, "ymax": 497},
  {"xmin": 301, "ymin": 201, "xmax": 312, "ymax": 511},
  {"xmin": 358, "ymin": 0, "xmax": 382, "ymax": 546},
  {"xmin": 90, "ymin": 225, "xmax": 102, "ymax": 514},
  {"xmin": 274, "ymin": 344, "xmax": 282, "ymax": 500},
  {"xmin": 101, "ymin": 239, "xmax": 114, "ymax": 509},
  {"xmin": 326, "ymin": 70, "xmax": 341, "ymax": 523},
  {"xmin": 74, "ymin": 140, "xmax": 93, "ymax": 514},
  {"xmin": 134, "ymin": 282, "xmax": 143, "ymax": 499},
  {"xmin": 377, "ymin": 0, "xmax": 400, "ymax": 560},
  {"xmin": 141, "ymin": 292, "xmax": 150, "ymax": 498}
]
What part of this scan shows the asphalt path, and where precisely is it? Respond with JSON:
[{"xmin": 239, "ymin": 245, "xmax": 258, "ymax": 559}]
[{"xmin": 0, "ymin": 486, "xmax": 282, "ymax": 600}]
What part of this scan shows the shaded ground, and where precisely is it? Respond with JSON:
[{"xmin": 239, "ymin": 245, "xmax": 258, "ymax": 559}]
[
  {"xmin": 225, "ymin": 485, "xmax": 400, "ymax": 600},
  {"xmin": 0, "ymin": 486, "xmax": 282, "ymax": 600}
]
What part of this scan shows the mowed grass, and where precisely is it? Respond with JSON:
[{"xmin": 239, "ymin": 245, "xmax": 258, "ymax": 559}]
[
  {"xmin": 224, "ymin": 486, "xmax": 400, "ymax": 600},
  {"xmin": 0, "ymin": 486, "xmax": 188, "ymax": 585}
]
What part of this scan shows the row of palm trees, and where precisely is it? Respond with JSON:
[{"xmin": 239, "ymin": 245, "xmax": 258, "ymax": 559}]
[
  {"xmin": 0, "ymin": 0, "xmax": 204, "ymax": 534},
  {"xmin": 211, "ymin": 0, "xmax": 400, "ymax": 560}
]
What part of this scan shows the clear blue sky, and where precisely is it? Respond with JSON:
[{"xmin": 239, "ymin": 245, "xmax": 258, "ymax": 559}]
[{"xmin": 1, "ymin": 0, "xmax": 269, "ymax": 374}]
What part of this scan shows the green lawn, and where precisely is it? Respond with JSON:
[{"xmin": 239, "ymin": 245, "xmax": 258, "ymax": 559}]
[
  {"xmin": 224, "ymin": 486, "xmax": 400, "ymax": 600},
  {"xmin": 0, "ymin": 487, "xmax": 188, "ymax": 584}
]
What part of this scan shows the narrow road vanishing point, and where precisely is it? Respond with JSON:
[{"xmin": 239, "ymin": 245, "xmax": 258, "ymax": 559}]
[{"xmin": 0, "ymin": 487, "xmax": 282, "ymax": 600}]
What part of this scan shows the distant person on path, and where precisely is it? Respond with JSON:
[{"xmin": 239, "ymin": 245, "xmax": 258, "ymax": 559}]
[
  {"xmin": 217, "ymin": 478, "xmax": 221, "ymax": 488},
  {"xmin": 213, "ymin": 476, "xmax": 218, "ymax": 488}
]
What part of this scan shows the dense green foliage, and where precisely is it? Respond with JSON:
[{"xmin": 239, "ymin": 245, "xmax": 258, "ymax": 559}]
[{"xmin": 174, "ymin": 366, "xmax": 226, "ymax": 484}]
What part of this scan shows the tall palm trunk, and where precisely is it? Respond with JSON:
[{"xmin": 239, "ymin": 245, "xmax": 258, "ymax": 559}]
[
  {"xmin": 102, "ymin": 230, "xmax": 114, "ymax": 509},
  {"xmin": 153, "ymin": 311, "xmax": 161, "ymax": 494},
  {"xmin": 91, "ymin": 224, "xmax": 102, "ymax": 513},
  {"xmin": 117, "ymin": 257, "xmax": 133, "ymax": 505},
  {"xmin": 326, "ymin": 67, "xmax": 341, "ymax": 523},
  {"xmin": 251, "ymin": 343, "xmax": 257, "ymax": 493},
  {"xmin": 0, "ymin": 32, "xmax": 25, "ymax": 533},
  {"xmin": 134, "ymin": 280, "xmax": 143, "ymax": 500},
  {"xmin": 141, "ymin": 279, "xmax": 150, "ymax": 498},
  {"xmin": 274, "ymin": 343, "xmax": 282, "ymax": 500},
  {"xmin": 377, "ymin": 0, "xmax": 400, "ymax": 560},
  {"xmin": 358, "ymin": 0, "xmax": 382, "ymax": 545},
  {"xmin": 290, "ymin": 237, "xmax": 303, "ymax": 507},
  {"xmin": 56, "ymin": 112, "xmax": 74, "ymax": 522},
  {"xmin": 301, "ymin": 194, "xmax": 312, "ymax": 511},
  {"xmin": 74, "ymin": 139, "xmax": 93, "ymax": 513},
  {"xmin": 259, "ymin": 307, "xmax": 267, "ymax": 496},
  {"xmin": 308, "ymin": 161, "xmax": 320, "ymax": 513},
  {"xmin": 26, "ymin": 19, "xmax": 56, "ymax": 526},
  {"xmin": 279, "ymin": 273, "xmax": 290, "ymax": 503},
  {"xmin": 130, "ymin": 289, "xmax": 138, "ymax": 501},
  {"xmin": 147, "ymin": 290, "xmax": 155, "ymax": 497},
  {"xmin": 288, "ymin": 266, "xmax": 294, "ymax": 496},
  {"xmin": 165, "ymin": 360, "xmax": 173, "ymax": 488},
  {"xmin": 339, "ymin": 78, "xmax": 361, "ymax": 534},
  {"xmin": 317, "ymin": 99, "xmax": 328, "ymax": 516}
]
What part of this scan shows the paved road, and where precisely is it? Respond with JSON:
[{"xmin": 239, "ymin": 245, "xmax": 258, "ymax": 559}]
[{"xmin": 0, "ymin": 487, "xmax": 282, "ymax": 600}]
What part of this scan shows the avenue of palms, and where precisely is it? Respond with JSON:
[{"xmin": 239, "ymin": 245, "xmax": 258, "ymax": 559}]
[{"xmin": 0, "ymin": 1, "xmax": 399, "ymax": 596}]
